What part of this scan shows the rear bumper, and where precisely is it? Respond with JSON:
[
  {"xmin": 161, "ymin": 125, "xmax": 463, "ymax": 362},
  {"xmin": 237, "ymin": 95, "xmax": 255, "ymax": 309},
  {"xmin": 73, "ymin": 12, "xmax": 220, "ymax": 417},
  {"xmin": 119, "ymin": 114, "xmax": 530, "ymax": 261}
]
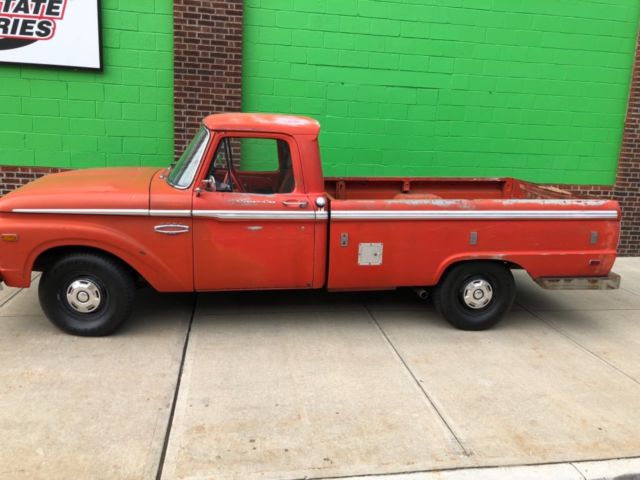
[{"xmin": 535, "ymin": 272, "xmax": 621, "ymax": 290}]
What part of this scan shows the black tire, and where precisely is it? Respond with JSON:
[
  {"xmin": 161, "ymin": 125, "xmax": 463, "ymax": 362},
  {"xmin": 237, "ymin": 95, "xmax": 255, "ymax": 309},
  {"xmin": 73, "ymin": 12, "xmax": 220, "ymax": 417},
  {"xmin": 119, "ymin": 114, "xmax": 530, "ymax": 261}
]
[
  {"xmin": 433, "ymin": 262, "xmax": 515, "ymax": 331},
  {"xmin": 38, "ymin": 252, "xmax": 135, "ymax": 336}
]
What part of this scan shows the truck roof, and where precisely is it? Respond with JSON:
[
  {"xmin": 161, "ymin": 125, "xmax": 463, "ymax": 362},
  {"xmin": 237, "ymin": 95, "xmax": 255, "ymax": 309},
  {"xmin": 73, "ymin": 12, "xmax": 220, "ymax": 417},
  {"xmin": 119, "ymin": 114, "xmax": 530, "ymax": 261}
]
[{"xmin": 203, "ymin": 113, "xmax": 320, "ymax": 135}]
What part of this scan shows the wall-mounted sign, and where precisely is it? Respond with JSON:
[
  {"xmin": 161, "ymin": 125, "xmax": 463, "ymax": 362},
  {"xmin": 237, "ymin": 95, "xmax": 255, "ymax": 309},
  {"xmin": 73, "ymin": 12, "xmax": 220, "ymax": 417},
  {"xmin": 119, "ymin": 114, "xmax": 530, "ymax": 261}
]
[{"xmin": 0, "ymin": 0, "xmax": 102, "ymax": 70}]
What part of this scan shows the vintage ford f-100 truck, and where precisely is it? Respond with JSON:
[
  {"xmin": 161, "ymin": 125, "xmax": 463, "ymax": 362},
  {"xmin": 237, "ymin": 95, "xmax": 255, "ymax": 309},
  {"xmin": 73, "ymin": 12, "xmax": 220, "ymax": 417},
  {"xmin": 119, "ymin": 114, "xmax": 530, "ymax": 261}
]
[{"xmin": 0, "ymin": 113, "xmax": 621, "ymax": 336}]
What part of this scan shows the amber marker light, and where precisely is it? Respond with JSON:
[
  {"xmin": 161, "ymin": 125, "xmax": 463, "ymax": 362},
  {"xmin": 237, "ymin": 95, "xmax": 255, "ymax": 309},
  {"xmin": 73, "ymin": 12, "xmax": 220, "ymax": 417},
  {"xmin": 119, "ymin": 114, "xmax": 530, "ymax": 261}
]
[{"xmin": 0, "ymin": 234, "xmax": 19, "ymax": 242}]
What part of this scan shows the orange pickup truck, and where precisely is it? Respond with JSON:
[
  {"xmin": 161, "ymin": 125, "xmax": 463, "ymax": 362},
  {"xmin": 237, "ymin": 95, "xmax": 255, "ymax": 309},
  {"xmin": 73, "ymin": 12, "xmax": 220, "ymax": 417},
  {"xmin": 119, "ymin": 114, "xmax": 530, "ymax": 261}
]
[{"xmin": 0, "ymin": 113, "xmax": 621, "ymax": 336}]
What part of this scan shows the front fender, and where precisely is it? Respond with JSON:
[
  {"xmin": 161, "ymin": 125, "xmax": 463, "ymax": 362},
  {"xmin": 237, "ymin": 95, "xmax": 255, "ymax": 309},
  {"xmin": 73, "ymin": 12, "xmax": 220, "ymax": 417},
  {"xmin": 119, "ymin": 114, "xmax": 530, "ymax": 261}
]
[{"xmin": 0, "ymin": 214, "xmax": 193, "ymax": 291}]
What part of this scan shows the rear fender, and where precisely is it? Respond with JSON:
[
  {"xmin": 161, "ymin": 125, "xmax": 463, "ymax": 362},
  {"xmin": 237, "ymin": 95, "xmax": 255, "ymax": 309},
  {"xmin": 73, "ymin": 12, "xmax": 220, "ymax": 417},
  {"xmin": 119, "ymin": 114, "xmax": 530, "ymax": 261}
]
[
  {"xmin": 434, "ymin": 253, "xmax": 516, "ymax": 285},
  {"xmin": 434, "ymin": 251, "xmax": 616, "ymax": 285}
]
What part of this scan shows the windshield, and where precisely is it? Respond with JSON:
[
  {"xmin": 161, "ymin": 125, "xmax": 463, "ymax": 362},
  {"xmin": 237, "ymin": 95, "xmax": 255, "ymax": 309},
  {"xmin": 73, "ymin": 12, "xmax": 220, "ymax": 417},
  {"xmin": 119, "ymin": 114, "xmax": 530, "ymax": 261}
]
[{"xmin": 167, "ymin": 127, "xmax": 210, "ymax": 189}]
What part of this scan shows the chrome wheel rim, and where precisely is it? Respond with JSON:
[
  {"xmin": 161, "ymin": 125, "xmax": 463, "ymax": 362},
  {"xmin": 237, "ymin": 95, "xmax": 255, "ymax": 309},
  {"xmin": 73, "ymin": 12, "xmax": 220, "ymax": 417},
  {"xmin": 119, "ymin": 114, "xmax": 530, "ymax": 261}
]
[
  {"xmin": 462, "ymin": 278, "xmax": 493, "ymax": 310},
  {"xmin": 66, "ymin": 279, "xmax": 102, "ymax": 313}
]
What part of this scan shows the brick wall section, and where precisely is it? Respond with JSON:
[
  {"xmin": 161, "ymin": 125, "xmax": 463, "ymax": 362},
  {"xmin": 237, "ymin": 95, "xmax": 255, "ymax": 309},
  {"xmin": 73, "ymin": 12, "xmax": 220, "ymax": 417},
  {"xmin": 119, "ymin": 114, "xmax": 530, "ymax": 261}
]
[
  {"xmin": 560, "ymin": 185, "xmax": 614, "ymax": 199},
  {"xmin": 0, "ymin": 166, "xmax": 67, "ymax": 196},
  {"xmin": 173, "ymin": 0, "xmax": 243, "ymax": 157},
  {"xmin": 612, "ymin": 31, "xmax": 640, "ymax": 256},
  {"xmin": 548, "ymin": 184, "xmax": 613, "ymax": 200}
]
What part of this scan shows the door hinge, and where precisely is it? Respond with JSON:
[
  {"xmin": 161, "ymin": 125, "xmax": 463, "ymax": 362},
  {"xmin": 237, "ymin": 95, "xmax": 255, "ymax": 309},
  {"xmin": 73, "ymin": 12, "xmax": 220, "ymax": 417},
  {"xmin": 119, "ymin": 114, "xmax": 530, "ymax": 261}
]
[{"xmin": 340, "ymin": 233, "xmax": 349, "ymax": 247}]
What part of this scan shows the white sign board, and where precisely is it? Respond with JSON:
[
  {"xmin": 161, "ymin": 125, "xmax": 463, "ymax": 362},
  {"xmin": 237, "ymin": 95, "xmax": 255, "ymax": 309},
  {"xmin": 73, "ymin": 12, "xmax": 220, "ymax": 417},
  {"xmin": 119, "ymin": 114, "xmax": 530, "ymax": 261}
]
[{"xmin": 0, "ymin": 0, "xmax": 102, "ymax": 70}]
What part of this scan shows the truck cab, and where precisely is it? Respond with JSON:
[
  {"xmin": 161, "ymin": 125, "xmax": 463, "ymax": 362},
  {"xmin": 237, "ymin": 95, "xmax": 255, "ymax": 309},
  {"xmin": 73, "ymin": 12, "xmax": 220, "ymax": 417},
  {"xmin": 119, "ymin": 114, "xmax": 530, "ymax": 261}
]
[{"xmin": 150, "ymin": 113, "xmax": 329, "ymax": 291}]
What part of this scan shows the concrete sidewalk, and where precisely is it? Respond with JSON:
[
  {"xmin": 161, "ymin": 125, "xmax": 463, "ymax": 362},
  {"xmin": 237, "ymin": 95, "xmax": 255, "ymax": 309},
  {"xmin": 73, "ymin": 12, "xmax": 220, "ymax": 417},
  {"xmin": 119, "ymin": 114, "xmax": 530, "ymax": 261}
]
[{"xmin": 1, "ymin": 259, "xmax": 640, "ymax": 480}]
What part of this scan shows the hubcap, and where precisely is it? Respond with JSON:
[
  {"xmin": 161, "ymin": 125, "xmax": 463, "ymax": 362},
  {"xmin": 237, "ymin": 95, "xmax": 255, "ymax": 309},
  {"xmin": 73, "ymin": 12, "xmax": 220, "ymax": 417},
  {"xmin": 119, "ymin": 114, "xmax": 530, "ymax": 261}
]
[
  {"xmin": 462, "ymin": 278, "xmax": 493, "ymax": 310},
  {"xmin": 66, "ymin": 279, "xmax": 102, "ymax": 313}
]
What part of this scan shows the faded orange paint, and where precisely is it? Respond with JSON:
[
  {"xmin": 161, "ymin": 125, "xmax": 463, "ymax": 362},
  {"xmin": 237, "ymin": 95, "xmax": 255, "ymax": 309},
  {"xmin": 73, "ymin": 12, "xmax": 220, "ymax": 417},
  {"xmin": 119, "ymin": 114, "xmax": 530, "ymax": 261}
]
[{"xmin": 0, "ymin": 113, "xmax": 621, "ymax": 293}]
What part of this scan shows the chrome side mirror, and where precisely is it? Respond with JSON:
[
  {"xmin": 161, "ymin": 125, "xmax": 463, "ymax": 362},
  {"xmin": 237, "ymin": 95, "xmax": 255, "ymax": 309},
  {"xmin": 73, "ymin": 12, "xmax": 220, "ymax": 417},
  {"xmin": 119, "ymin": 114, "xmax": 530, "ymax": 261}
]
[{"xmin": 202, "ymin": 176, "xmax": 215, "ymax": 192}]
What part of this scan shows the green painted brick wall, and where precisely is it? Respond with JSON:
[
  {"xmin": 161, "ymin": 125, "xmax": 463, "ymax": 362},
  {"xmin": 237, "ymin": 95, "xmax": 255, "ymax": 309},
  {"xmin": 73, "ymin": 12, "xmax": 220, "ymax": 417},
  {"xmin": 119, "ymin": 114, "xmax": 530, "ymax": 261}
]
[
  {"xmin": 0, "ymin": 0, "xmax": 173, "ymax": 169},
  {"xmin": 243, "ymin": 0, "xmax": 639, "ymax": 184}
]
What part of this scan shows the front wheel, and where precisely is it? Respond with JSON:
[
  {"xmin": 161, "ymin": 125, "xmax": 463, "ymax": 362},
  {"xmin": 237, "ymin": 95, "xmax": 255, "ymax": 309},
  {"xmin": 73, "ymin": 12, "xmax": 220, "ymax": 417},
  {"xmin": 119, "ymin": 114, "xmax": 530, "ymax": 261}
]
[
  {"xmin": 434, "ymin": 262, "xmax": 515, "ymax": 331},
  {"xmin": 38, "ymin": 253, "xmax": 136, "ymax": 336}
]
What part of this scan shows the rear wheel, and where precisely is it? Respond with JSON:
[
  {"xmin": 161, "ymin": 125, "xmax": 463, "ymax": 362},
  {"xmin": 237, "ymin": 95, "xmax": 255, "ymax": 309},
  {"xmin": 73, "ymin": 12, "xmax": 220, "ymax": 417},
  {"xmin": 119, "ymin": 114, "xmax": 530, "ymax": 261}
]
[
  {"xmin": 434, "ymin": 262, "xmax": 515, "ymax": 330},
  {"xmin": 38, "ymin": 253, "xmax": 135, "ymax": 336}
]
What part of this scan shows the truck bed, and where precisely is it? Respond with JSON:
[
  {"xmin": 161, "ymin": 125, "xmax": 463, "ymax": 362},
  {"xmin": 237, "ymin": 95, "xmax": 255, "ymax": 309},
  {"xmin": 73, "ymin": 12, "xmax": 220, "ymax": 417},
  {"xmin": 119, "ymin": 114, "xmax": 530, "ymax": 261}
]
[
  {"xmin": 323, "ymin": 177, "xmax": 618, "ymax": 291},
  {"xmin": 324, "ymin": 177, "xmax": 576, "ymax": 201}
]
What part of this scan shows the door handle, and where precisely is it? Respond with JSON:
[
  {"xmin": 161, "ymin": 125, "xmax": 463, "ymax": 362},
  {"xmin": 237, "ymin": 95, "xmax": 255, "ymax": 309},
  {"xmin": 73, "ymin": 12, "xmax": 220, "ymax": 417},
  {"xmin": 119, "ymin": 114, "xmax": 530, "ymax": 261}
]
[
  {"xmin": 154, "ymin": 224, "xmax": 190, "ymax": 235},
  {"xmin": 282, "ymin": 200, "xmax": 309, "ymax": 208}
]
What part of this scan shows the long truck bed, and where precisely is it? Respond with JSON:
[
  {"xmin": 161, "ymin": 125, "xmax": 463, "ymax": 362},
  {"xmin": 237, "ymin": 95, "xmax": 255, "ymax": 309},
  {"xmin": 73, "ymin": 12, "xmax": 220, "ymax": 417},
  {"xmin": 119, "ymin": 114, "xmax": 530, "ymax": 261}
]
[{"xmin": 324, "ymin": 177, "xmax": 620, "ymax": 290}]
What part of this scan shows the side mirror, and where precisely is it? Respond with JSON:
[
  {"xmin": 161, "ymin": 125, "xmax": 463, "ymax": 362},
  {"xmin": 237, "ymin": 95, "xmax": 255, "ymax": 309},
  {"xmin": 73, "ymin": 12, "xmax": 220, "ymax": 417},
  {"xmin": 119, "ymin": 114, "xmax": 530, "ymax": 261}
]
[{"xmin": 202, "ymin": 176, "xmax": 215, "ymax": 192}]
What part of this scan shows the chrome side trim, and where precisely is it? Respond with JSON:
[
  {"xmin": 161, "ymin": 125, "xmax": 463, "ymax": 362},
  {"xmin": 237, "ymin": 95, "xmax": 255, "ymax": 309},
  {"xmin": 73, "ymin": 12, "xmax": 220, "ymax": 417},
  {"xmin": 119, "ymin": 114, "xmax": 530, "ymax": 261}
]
[
  {"xmin": 12, "ymin": 208, "xmax": 150, "ymax": 216},
  {"xmin": 150, "ymin": 210, "xmax": 191, "ymax": 217},
  {"xmin": 330, "ymin": 210, "xmax": 619, "ymax": 220},
  {"xmin": 12, "ymin": 208, "xmax": 329, "ymax": 220},
  {"xmin": 154, "ymin": 224, "xmax": 191, "ymax": 235},
  {"xmin": 13, "ymin": 208, "xmax": 616, "ymax": 221},
  {"xmin": 192, "ymin": 210, "xmax": 317, "ymax": 220}
]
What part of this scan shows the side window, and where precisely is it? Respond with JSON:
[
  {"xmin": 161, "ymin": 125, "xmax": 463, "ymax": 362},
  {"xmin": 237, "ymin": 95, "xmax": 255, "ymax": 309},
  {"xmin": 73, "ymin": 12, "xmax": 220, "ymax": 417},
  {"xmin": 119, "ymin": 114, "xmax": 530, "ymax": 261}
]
[{"xmin": 209, "ymin": 137, "xmax": 294, "ymax": 194}]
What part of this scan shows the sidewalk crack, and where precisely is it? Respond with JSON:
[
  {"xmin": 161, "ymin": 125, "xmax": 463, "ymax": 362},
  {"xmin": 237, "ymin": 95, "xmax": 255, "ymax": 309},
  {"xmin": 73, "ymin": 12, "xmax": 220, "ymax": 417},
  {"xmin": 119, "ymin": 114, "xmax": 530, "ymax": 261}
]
[
  {"xmin": 155, "ymin": 293, "xmax": 198, "ymax": 480},
  {"xmin": 516, "ymin": 301, "xmax": 640, "ymax": 388},
  {"xmin": 364, "ymin": 304, "xmax": 471, "ymax": 457},
  {"xmin": 570, "ymin": 462, "xmax": 587, "ymax": 480}
]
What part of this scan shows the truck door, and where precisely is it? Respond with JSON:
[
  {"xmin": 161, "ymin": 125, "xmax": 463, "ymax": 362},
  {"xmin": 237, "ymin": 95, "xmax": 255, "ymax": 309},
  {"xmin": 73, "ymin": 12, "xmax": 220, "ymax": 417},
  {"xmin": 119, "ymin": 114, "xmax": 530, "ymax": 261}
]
[{"xmin": 192, "ymin": 133, "xmax": 317, "ymax": 290}]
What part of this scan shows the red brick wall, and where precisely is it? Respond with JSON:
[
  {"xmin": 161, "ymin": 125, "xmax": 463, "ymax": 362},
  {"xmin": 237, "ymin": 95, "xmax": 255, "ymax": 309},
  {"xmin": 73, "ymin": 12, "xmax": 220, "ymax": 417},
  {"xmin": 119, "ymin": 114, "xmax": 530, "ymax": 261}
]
[
  {"xmin": 173, "ymin": 0, "xmax": 244, "ymax": 157},
  {"xmin": 555, "ymin": 185, "xmax": 613, "ymax": 199},
  {"xmin": 0, "ymin": 166, "xmax": 67, "ymax": 196},
  {"xmin": 613, "ymin": 35, "xmax": 640, "ymax": 256}
]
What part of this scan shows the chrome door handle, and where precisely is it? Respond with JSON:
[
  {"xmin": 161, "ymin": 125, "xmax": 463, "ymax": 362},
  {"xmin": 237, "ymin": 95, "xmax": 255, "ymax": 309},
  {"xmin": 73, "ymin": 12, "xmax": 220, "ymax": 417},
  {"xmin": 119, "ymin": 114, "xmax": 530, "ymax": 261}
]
[
  {"xmin": 154, "ymin": 224, "xmax": 190, "ymax": 235},
  {"xmin": 282, "ymin": 200, "xmax": 309, "ymax": 208}
]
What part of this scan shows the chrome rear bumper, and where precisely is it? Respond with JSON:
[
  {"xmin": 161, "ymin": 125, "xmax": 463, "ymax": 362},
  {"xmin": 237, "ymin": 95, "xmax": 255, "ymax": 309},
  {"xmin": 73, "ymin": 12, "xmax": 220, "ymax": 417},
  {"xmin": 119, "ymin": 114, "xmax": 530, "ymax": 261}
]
[{"xmin": 535, "ymin": 272, "xmax": 621, "ymax": 290}]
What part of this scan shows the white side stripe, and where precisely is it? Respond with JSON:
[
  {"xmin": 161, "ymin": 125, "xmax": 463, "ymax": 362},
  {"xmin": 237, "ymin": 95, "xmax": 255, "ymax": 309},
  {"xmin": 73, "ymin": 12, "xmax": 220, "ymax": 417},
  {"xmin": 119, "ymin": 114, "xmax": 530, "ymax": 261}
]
[
  {"xmin": 12, "ymin": 208, "xmax": 327, "ymax": 221},
  {"xmin": 192, "ymin": 210, "xmax": 317, "ymax": 220},
  {"xmin": 149, "ymin": 210, "xmax": 191, "ymax": 217},
  {"xmin": 12, "ymin": 208, "xmax": 149, "ymax": 216},
  {"xmin": 11, "ymin": 208, "xmax": 618, "ymax": 221},
  {"xmin": 330, "ymin": 210, "xmax": 619, "ymax": 220}
]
